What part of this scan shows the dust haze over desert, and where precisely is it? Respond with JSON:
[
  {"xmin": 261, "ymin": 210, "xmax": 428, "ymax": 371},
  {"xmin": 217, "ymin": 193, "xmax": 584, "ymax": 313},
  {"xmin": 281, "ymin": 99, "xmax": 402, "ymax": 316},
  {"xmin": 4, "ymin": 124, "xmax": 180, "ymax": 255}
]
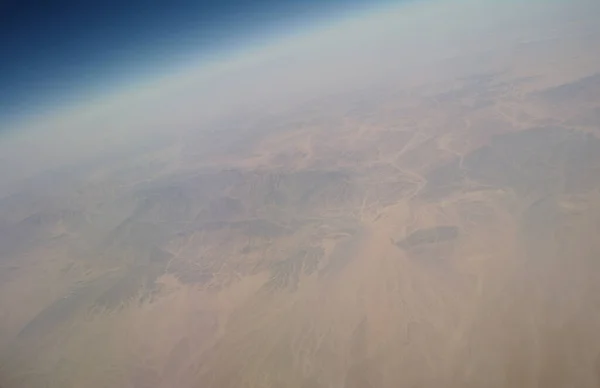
[{"xmin": 1, "ymin": 0, "xmax": 600, "ymax": 387}]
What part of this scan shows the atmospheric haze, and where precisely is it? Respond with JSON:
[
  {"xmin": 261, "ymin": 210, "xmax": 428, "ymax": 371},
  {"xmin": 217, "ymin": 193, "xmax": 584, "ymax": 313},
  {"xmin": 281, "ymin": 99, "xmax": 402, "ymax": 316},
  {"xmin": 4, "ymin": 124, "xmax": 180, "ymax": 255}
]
[{"xmin": 1, "ymin": 0, "xmax": 600, "ymax": 387}]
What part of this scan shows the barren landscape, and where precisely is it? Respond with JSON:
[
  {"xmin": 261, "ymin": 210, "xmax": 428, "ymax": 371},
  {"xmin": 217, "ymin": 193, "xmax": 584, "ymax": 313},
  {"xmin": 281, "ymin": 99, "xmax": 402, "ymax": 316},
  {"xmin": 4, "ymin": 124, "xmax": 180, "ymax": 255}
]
[{"xmin": 1, "ymin": 1, "xmax": 600, "ymax": 387}]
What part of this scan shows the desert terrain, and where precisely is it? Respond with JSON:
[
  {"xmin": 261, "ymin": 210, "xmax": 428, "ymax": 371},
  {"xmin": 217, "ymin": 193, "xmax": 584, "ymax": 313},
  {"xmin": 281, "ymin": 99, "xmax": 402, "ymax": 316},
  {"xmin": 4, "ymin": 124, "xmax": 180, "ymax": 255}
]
[{"xmin": 1, "ymin": 1, "xmax": 600, "ymax": 387}]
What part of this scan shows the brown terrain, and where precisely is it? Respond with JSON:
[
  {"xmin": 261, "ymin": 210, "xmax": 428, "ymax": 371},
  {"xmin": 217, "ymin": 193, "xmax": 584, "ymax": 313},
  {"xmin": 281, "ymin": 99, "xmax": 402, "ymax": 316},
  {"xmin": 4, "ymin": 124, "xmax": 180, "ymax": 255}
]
[{"xmin": 1, "ymin": 1, "xmax": 600, "ymax": 387}]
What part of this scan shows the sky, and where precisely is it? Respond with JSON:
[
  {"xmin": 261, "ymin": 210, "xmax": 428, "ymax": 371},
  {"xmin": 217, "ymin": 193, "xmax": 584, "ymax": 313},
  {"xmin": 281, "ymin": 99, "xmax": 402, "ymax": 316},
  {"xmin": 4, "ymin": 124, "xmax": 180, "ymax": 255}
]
[
  {"xmin": 2, "ymin": 0, "xmax": 597, "ymax": 185},
  {"xmin": 0, "ymin": 0, "xmax": 394, "ymax": 124}
]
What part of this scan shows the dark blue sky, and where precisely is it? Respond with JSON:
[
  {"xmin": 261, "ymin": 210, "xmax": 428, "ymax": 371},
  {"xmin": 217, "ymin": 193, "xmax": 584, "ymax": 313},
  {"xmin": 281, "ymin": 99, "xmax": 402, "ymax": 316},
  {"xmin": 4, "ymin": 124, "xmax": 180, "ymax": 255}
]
[{"xmin": 0, "ymin": 0, "xmax": 385, "ymax": 122}]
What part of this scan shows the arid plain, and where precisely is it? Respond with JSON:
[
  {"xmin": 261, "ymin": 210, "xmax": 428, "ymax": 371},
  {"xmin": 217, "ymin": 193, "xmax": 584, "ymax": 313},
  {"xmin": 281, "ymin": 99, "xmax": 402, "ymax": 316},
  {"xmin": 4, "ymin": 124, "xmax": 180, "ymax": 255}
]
[{"xmin": 2, "ymin": 1, "xmax": 600, "ymax": 387}]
